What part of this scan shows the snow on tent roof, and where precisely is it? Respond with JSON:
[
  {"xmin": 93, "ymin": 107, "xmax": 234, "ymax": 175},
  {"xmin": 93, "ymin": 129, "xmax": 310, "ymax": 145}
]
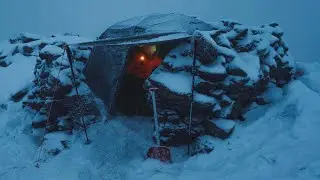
[{"xmin": 99, "ymin": 13, "xmax": 214, "ymax": 39}]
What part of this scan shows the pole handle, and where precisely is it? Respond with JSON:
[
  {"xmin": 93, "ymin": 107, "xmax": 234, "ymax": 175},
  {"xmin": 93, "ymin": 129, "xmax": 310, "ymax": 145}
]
[
  {"xmin": 149, "ymin": 87, "xmax": 158, "ymax": 92},
  {"xmin": 150, "ymin": 89, "xmax": 160, "ymax": 146}
]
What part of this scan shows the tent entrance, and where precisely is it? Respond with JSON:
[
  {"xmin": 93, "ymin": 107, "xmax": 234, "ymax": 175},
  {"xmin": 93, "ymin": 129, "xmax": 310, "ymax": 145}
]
[{"xmin": 114, "ymin": 43, "xmax": 179, "ymax": 116}]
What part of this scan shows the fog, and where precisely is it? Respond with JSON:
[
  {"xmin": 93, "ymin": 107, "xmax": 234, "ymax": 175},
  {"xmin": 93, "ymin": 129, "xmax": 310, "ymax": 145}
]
[{"xmin": 0, "ymin": 0, "xmax": 319, "ymax": 61}]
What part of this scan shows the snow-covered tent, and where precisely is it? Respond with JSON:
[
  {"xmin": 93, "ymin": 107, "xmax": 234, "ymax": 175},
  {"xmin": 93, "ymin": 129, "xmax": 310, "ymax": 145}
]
[{"xmin": 85, "ymin": 13, "xmax": 214, "ymax": 115}]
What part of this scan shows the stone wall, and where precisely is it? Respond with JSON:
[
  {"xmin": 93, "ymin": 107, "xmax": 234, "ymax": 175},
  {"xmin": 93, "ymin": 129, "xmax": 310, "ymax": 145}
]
[{"xmin": 145, "ymin": 20, "xmax": 296, "ymax": 146}]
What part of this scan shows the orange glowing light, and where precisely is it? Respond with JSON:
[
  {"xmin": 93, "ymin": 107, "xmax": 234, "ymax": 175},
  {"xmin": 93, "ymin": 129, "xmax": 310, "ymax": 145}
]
[{"xmin": 139, "ymin": 55, "xmax": 145, "ymax": 61}]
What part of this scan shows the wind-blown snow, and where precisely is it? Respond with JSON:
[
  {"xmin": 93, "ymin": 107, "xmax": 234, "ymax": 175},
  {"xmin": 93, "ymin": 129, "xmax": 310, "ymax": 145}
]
[{"xmin": 0, "ymin": 54, "xmax": 36, "ymax": 103}]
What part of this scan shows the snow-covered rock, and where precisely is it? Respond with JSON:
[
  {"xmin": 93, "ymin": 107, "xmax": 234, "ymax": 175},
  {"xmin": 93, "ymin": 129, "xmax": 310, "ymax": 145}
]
[
  {"xmin": 204, "ymin": 119, "xmax": 236, "ymax": 139},
  {"xmin": 159, "ymin": 122, "xmax": 205, "ymax": 146},
  {"xmin": 145, "ymin": 19, "xmax": 295, "ymax": 146},
  {"xmin": 198, "ymin": 64, "xmax": 227, "ymax": 82},
  {"xmin": 0, "ymin": 33, "xmax": 100, "ymax": 142},
  {"xmin": 39, "ymin": 45, "xmax": 64, "ymax": 62},
  {"xmin": 191, "ymin": 135, "xmax": 218, "ymax": 155},
  {"xmin": 9, "ymin": 32, "xmax": 41, "ymax": 44}
]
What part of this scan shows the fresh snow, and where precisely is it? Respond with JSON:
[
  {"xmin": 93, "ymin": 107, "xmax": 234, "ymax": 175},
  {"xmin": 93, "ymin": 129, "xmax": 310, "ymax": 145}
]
[
  {"xmin": 263, "ymin": 47, "xmax": 277, "ymax": 67},
  {"xmin": 256, "ymin": 38, "xmax": 270, "ymax": 52},
  {"xmin": 296, "ymin": 61, "xmax": 320, "ymax": 94},
  {"xmin": 283, "ymin": 52, "xmax": 297, "ymax": 69},
  {"xmin": 221, "ymin": 94, "xmax": 232, "ymax": 103},
  {"xmin": 212, "ymin": 103, "xmax": 222, "ymax": 112},
  {"xmin": 0, "ymin": 54, "xmax": 36, "ymax": 103},
  {"xmin": 199, "ymin": 64, "xmax": 226, "ymax": 74},
  {"xmin": 194, "ymin": 93, "xmax": 217, "ymax": 104},
  {"xmin": 40, "ymin": 45, "xmax": 63, "ymax": 55},
  {"xmin": 150, "ymin": 71, "xmax": 192, "ymax": 94},
  {"xmin": 13, "ymin": 32, "xmax": 42, "ymax": 41},
  {"xmin": 163, "ymin": 43, "xmax": 200, "ymax": 69},
  {"xmin": 215, "ymin": 56, "xmax": 226, "ymax": 64},
  {"xmin": 49, "ymin": 34, "xmax": 92, "ymax": 45},
  {"xmin": 260, "ymin": 82, "xmax": 284, "ymax": 103},
  {"xmin": 229, "ymin": 53, "xmax": 261, "ymax": 82},
  {"xmin": 69, "ymin": 82, "xmax": 91, "ymax": 96},
  {"xmin": 212, "ymin": 119, "xmax": 236, "ymax": 132},
  {"xmin": 201, "ymin": 31, "xmax": 238, "ymax": 58},
  {"xmin": 108, "ymin": 32, "xmax": 191, "ymax": 46},
  {"xmin": 50, "ymin": 68, "xmax": 73, "ymax": 86},
  {"xmin": 219, "ymin": 102, "xmax": 235, "ymax": 118},
  {"xmin": 216, "ymin": 34, "xmax": 232, "ymax": 48},
  {"xmin": 108, "ymin": 13, "xmax": 213, "ymax": 36},
  {"xmin": 0, "ymin": 42, "xmax": 17, "ymax": 57}
]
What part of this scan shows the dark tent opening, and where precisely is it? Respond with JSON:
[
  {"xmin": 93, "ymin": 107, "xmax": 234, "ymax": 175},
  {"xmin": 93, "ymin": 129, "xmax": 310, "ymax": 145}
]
[{"xmin": 115, "ymin": 42, "xmax": 180, "ymax": 116}]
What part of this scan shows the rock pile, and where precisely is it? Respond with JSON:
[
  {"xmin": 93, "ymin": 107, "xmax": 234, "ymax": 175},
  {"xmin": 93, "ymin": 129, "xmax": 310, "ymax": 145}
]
[
  {"xmin": 145, "ymin": 20, "xmax": 296, "ymax": 146},
  {"xmin": 2, "ymin": 32, "xmax": 99, "ymax": 143}
]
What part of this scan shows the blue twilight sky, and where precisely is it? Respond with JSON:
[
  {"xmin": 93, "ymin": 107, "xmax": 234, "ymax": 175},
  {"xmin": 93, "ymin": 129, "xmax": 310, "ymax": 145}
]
[{"xmin": 0, "ymin": 0, "xmax": 319, "ymax": 61}]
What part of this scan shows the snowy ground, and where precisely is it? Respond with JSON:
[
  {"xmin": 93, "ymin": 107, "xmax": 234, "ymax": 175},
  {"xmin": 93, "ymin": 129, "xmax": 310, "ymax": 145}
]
[{"xmin": 1, "ymin": 51, "xmax": 320, "ymax": 179}]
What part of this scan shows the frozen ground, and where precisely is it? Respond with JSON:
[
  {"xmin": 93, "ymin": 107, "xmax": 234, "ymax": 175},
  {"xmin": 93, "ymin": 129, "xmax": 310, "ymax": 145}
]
[{"xmin": 0, "ymin": 49, "xmax": 320, "ymax": 179}]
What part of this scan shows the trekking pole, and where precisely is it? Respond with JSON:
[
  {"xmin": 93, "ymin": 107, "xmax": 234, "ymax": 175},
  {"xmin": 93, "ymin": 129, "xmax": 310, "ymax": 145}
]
[
  {"xmin": 64, "ymin": 45, "xmax": 90, "ymax": 144},
  {"xmin": 188, "ymin": 34, "xmax": 197, "ymax": 156},
  {"xmin": 149, "ymin": 87, "xmax": 160, "ymax": 145}
]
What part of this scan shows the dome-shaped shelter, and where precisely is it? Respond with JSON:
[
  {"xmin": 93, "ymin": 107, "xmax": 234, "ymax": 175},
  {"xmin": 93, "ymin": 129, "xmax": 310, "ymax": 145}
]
[{"xmin": 86, "ymin": 13, "xmax": 214, "ymax": 116}]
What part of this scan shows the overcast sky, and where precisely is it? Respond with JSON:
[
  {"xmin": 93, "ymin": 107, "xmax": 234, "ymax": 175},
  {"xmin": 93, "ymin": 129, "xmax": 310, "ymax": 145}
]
[{"xmin": 0, "ymin": 0, "xmax": 319, "ymax": 61}]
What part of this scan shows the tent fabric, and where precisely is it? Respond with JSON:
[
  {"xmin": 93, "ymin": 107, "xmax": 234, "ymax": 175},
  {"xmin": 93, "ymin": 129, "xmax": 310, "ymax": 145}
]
[{"xmin": 100, "ymin": 13, "xmax": 213, "ymax": 39}]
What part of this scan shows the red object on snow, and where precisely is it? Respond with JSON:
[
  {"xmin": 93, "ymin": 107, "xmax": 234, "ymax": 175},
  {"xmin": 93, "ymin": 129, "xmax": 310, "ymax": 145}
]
[{"xmin": 147, "ymin": 146, "xmax": 172, "ymax": 163}]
